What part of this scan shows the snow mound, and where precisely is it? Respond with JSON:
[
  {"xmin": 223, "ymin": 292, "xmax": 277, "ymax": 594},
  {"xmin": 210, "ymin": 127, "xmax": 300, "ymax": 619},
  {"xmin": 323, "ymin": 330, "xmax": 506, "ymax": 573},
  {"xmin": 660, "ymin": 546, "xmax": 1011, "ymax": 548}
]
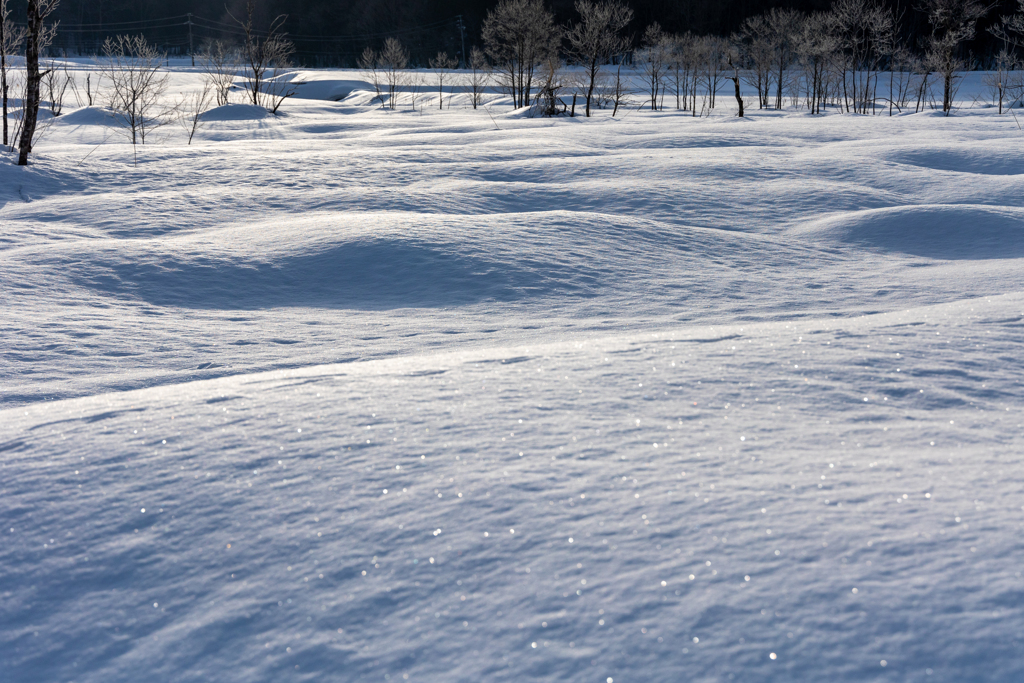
[
  {"xmin": 792, "ymin": 204, "xmax": 1024, "ymax": 259},
  {"xmin": 888, "ymin": 146, "xmax": 1024, "ymax": 175},
  {"xmin": 57, "ymin": 211, "xmax": 810, "ymax": 311},
  {"xmin": 288, "ymin": 78, "xmax": 374, "ymax": 102},
  {"xmin": 202, "ymin": 104, "xmax": 270, "ymax": 122},
  {"xmin": 55, "ymin": 106, "xmax": 114, "ymax": 125},
  {"xmin": 72, "ymin": 238, "xmax": 526, "ymax": 310}
]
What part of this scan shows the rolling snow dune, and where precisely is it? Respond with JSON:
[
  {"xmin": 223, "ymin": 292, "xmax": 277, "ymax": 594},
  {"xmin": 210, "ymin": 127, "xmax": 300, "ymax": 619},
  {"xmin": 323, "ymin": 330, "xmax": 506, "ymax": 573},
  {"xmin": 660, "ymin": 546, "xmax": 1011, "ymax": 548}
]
[
  {"xmin": 3, "ymin": 64, "xmax": 1024, "ymax": 683},
  {"xmin": 793, "ymin": 204, "xmax": 1024, "ymax": 259}
]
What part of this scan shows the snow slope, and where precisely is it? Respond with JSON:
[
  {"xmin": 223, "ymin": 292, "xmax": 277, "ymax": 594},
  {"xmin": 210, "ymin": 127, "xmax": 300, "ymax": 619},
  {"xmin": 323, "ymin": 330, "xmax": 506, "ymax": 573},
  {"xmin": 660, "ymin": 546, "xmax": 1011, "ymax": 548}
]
[{"xmin": 2, "ymin": 67, "xmax": 1024, "ymax": 682}]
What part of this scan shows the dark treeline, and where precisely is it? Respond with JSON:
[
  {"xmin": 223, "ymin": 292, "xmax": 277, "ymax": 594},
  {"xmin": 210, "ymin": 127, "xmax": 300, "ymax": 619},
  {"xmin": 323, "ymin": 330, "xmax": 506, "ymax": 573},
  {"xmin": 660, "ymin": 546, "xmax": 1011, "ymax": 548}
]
[{"xmin": 5, "ymin": 0, "xmax": 1022, "ymax": 66}]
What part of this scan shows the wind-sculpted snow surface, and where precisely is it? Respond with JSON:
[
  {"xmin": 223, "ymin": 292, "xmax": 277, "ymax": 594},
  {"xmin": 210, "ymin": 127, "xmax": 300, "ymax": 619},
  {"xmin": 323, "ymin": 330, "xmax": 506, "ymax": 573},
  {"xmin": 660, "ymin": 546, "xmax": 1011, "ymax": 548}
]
[
  {"xmin": 3, "ymin": 298, "xmax": 1024, "ymax": 682},
  {"xmin": 2, "ymin": 66, "xmax": 1024, "ymax": 682}
]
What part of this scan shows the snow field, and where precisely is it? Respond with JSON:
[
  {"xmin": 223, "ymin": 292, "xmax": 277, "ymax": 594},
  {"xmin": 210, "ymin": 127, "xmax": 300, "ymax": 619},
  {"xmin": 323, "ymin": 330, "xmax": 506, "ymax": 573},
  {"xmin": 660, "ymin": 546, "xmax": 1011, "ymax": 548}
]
[{"xmin": 2, "ymin": 65, "xmax": 1024, "ymax": 681}]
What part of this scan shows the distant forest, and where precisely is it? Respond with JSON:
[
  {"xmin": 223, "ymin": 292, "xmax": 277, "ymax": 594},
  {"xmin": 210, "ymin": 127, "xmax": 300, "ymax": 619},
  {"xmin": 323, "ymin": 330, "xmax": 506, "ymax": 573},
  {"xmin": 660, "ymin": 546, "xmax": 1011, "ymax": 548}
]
[{"xmin": 5, "ymin": 0, "xmax": 1022, "ymax": 66}]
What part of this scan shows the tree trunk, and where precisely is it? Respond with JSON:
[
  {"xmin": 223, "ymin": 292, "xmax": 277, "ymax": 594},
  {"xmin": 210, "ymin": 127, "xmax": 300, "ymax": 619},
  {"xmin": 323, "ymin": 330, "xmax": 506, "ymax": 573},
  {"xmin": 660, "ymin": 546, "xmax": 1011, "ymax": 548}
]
[
  {"xmin": 731, "ymin": 74, "xmax": 743, "ymax": 117},
  {"xmin": 1, "ymin": 17, "xmax": 7, "ymax": 147},
  {"xmin": 18, "ymin": 0, "xmax": 44, "ymax": 166},
  {"xmin": 585, "ymin": 58, "xmax": 596, "ymax": 117}
]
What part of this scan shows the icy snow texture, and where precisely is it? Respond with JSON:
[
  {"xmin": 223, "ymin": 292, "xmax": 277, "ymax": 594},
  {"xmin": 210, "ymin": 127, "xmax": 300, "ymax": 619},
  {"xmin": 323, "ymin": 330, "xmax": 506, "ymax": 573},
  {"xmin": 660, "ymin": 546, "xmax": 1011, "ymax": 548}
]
[{"xmin": 2, "ymin": 66, "xmax": 1024, "ymax": 682}]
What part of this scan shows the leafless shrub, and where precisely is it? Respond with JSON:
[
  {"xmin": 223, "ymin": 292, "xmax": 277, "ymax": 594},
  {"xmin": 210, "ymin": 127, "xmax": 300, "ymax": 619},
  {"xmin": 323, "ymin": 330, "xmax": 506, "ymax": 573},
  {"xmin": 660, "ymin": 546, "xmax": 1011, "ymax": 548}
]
[
  {"xmin": 358, "ymin": 47, "xmax": 386, "ymax": 108},
  {"xmin": 468, "ymin": 46, "xmax": 490, "ymax": 109},
  {"xmin": 200, "ymin": 40, "xmax": 237, "ymax": 107},
  {"xmin": 101, "ymin": 34, "xmax": 170, "ymax": 149},
  {"xmin": 984, "ymin": 48, "xmax": 1021, "ymax": 112},
  {"xmin": 179, "ymin": 81, "xmax": 212, "ymax": 144},
  {"xmin": 609, "ymin": 62, "xmax": 630, "ymax": 116},
  {"xmin": 43, "ymin": 59, "xmax": 72, "ymax": 116}
]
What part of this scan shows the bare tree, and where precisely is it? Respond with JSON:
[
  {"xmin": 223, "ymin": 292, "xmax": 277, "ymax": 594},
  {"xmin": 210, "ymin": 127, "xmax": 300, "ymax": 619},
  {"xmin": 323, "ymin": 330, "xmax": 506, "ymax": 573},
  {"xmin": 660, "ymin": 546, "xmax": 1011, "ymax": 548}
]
[
  {"xmin": 609, "ymin": 62, "xmax": 630, "ymax": 116},
  {"xmin": 1, "ymin": 0, "xmax": 25, "ymax": 148},
  {"xmin": 637, "ymin": 23, "xmax": 668, "ymax": 111},
  {"xmin": 795, "ymin": 12, "xmax": 839, "ymax": 114},
  {"xmin": 468, "ymin": 45, "xmax": 490, "ymax": 109},
  {"xmin": 702, "ymin": 35, "xmax": 727, "ymax": 110},
  {"xmin": 232, "ymin": 1, "xmax": 295, "ymax": 112},
  {"xmin": 358, "ymin": 47, "xmax": 386, "ymax": 108},
  {"xmin": 685, "ymin": 34, "xmax": 705, "ymax": 114},
  {"xmin": 102, "ymin": 35, "xmax": 170, "ymax": 154},
  {"xmin": 534, "ymin": 51, "xmax": 566, "ymax": 116},
  {"xmin": 739, "ymin": 15, "xmax": 774, "ymax": 109},
  {"xmin": 566, "ymin": 0, "xmax": 632, "ymax": 117},
  {"xmin": 482, "ymin": 0, "xmax": 560, "ymax": 109},
  {"xmin": 765, "ymin": 8, "xmax": 803, "ymax": 110},
  {"xmin": 663, "ymin": 34, "xmax": 688, "ymax": 111},
  {"xmin": 723, "ymin": 43, "xmax": 745, "ymax": 117},
  {"xmin": 984, "ymin": 47, "xmax": 1020, "ymax": 113},
  {"xmin": 17, "ymin": 0, "xmax": 59, "ymax": 166},
  {"xmin": 888, "ymin": 45, "xmax": 919, "ymax": 110},
  {"xmin": 429, "ymin": 51, "xmax": 457, "ymax": 110},
  {"xmin": 179, "ymin": 81, "xmax": 212, "ymax": 145},
  {"xmin": 830, "ymin": 0, "xmax": 894, "ymax": 114},
  {"xmin": 379, "ymin": 37, "xmax": 408, "ymax": 110},
  {"xmin": 200, "ymin": 40, "xmax": 237, "ymax": 107},
  {"xmin": 920, "ymin": 0, "xmax": 992, "ymax": 114},
  {"xmin": 988, "ymin": 1, "xmax": 1024, "ymax": 112}
]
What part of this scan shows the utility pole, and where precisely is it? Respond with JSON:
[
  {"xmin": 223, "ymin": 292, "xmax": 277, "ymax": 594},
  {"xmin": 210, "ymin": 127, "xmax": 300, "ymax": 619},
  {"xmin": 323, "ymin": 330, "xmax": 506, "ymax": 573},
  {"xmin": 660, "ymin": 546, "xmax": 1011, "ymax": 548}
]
[
  {"xmin": 457, "ymin": 15, "xmax": 466, "ymax": 68},
  {"xmin": 187, "ymin": 13, "xmax": 194, "ymax": 67}
]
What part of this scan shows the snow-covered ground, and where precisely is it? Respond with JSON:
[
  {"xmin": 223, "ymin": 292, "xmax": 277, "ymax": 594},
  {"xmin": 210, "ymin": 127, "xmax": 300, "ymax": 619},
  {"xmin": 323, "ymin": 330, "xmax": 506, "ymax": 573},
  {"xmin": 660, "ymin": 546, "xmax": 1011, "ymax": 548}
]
[{"xmin": 2, "ymin": 66, "xmax": 1024, "ymax": 682}]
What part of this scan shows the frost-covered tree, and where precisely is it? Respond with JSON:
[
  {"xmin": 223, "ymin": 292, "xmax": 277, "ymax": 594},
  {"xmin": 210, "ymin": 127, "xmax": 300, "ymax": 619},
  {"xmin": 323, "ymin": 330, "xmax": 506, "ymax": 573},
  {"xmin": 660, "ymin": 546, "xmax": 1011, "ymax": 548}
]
[
  {"xmin": 429, "ymin": 51, "xmax": 457, "ymax": 110},
  {"xmin": 988, "ymin": 1, "xmax": 1024, "ymax": 113},
  {"xmin": 379, "ymin": 37, "xmax": 408, "ymax": 110},
  {"xmin": 738, "ymin": 14, "xmax": 774, "ymax": 109},
  {"xmin": 765, "ymin": 8, "xmax": 803, "ymax": 110},
  {"xmin": 566, "ymin": 0, "xmax": 633, "ymax": 117},
  {"xmin": 482, "ymin": 0, "xmax": 560, "ymax": 109},
  {"xmin": 637, "ymin": 22, "xmax": 668, "ymax": 111},
  {"xmin": 830, "ymin": 0, "xmax": 895, "ymax": 114},
  {"xmin": 920, "ymin": 0, "xmax": 991, "ymax": 114},
  {"xmin": 702, "ymin": 35, "xmax": 727, "ymax": 110},
  {"xmin": 794, "ymin": 12, "xmax": 839, "ymax": 115}
]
